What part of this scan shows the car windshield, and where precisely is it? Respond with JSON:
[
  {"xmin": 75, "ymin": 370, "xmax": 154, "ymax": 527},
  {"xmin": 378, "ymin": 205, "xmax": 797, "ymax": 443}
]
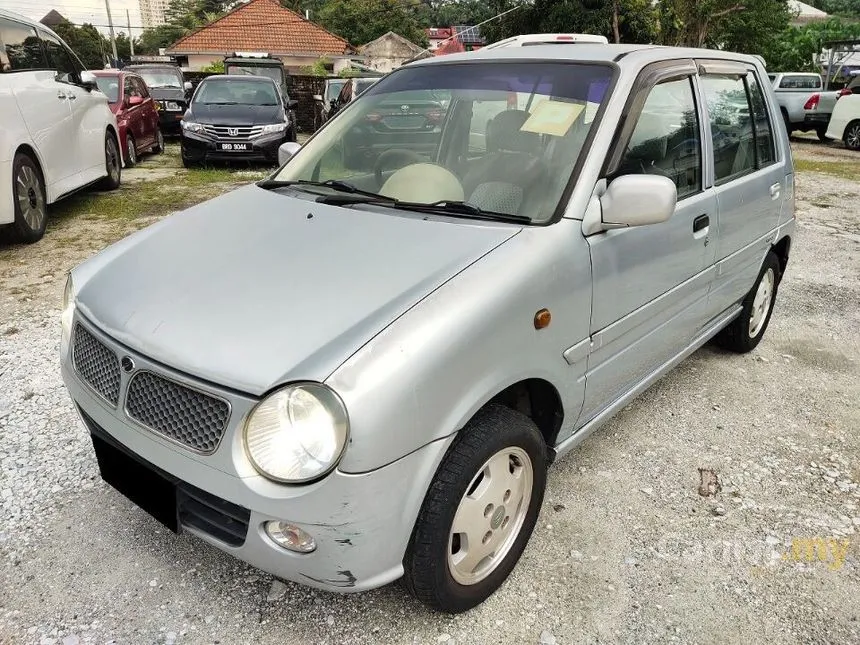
[
  {"xmin": 226, "ymin": 64, "xmax": 283, "ymax": 86},
  {"xmin": 95, "ymin": 77, "xmax": 120, "ymax": 103},
  {"xmin": 273, "ymin": 62, "xmax": 614, "ymax": 222},
  {"xmin": 194, "ymin": 79, "xmax": 280, "ymax": 105},
  {"xmin": 135, "ymin": 68, "xmax": 182, "ymax": 88},
  {"xmin": 355, "ymin": 79, "xmax": 377, "ymax": 95}
]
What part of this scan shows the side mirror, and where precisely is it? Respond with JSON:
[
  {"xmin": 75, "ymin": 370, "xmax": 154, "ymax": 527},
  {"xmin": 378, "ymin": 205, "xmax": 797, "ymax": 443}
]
[
  {"xmin": 184, "ymin": 81, "xmax": 193, "ymax": 91},
  {"xmin": 287, "ymin": 99, "xmax": 298, "ymax": 109},
  {"xmin": 128, "ymin": 95, "xmax": 144, "ymax": 107},
  {"xmin": 278, "ymin": 141, "xmax": 301, "ymax": 166},
  {"xmin": 312, "ymin": 94, "xmax": 323, "ymax": 102},
  {"xmin": 80, "ymin": 70, "xmax": 97, "ymax": 91},
  {"xmin": 594, "ymin": 175, "xmax": 677, "ymax": 232}
]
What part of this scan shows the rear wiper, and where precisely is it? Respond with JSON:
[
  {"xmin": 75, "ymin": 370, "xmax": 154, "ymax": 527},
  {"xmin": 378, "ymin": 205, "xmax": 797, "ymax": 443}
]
[{"xmin": 257, "ymin": 178, "xmax": 395, "ymax": 201}]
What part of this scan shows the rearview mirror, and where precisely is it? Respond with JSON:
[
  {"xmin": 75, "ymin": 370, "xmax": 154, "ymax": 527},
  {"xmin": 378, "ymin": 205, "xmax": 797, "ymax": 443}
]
[
  {"xmin": 278, "ymin": 141, "xmax": 301, "ymax": 166},
  {"xmin": 127, "ymin": 95, "xmax": 144, "ymax": 106},
  {"xmin": 598, "ymin": 175, "xmax": 677, "ymax": 230},
  {"xmin": 312, "ymin": 94, "xmax": 323, "ymax": 102},
  {"xmin": 184, "ymin": 81, "xmax": 193, "ymax": 91},
  {"xmin": 80, "ymin": 70, "xmax": 97, "ymax": 91},
  {"xmin": 287, "ymin": 99, "xmax": 298, "ymax": 109}
]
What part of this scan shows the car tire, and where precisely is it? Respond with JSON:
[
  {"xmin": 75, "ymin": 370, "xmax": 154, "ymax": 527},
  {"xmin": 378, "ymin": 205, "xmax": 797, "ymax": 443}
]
[
  {"xmin": 816, "ymin": 127, "xmax": 832, "ymax": 143},
  {"xmin": 844, "ymin": 120, "xmax": 860, "ymax": 151},
  {"xmin": 715, "ymin": 251, "xmax": 781, "ymax": 353},
  {"xmin": 181, "ymin": 156, "xmax": 199, "ymax": 169},
  {"xmin": 10, "ymin": 152, "xmax": 47, "ymax": 244},
  {"xmin": 98, "ymin": 131, "xmax": 121, "ymax": 190},
  {"xmin": 125, "ymin": 134, "xmax": 137, "ymax": 167},
  {"xmin": 781, "ymin": 110, "xmax": 792, "ymax": 136},
  {"xmin": 152, "ymin": 128, "xmax": 164, "ymax": 153},
  {"xmin": 404, "ymin": 404, "xmax": 547, "ymax": 613}
]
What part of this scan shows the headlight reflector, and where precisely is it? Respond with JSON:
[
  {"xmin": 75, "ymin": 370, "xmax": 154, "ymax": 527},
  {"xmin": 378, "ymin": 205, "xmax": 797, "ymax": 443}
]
[
  {"xmin": 260, "ymin": 122, "xmax": 287, "ymax": 135},
  {"xmin": 244, "ymin": 383, "xmax": 348, "ymax": 483},
  {"xmin": 181, "ymin": 120, "xmax": 205, "ymax": 133},
  {"xmin": 60, "ymin": 273, "xmax": 75, "ymax": 355}
]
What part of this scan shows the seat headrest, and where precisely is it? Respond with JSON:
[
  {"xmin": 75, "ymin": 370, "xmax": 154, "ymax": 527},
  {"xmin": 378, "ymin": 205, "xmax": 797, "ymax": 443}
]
[{"xmin": 487, "ymin": 110, "xmax": 540, "ymax": 155}]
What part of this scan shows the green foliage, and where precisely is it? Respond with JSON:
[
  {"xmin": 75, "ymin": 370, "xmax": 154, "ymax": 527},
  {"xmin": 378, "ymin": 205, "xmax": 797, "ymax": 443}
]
[
  {"xmin": 483, "ymin": 0, "xmax": 658, "ymax": 44},
  {"xmin": 807, "ymin": 0, "xmax": 860, "ymax": 18},
  {"xmin": 201, "ymin": 60, "xmax": 225, "ymax": 72},
  {"xmin": 50, "ymin": 20, "xmax": 143, "ymax": 68},
  {"xmin": 300, "ymin": 57, "xmax": 331, "ymax": 75},
  {"xmin": 314, "ymin": 0, "xmax": 430, "ymax": 47},
  {"xmin": 761, "ymin": 18, "xmax": 860, "ymax": 72},
  {"xmin": 137, "ymin": 24, "xmax": 187, "ymax": 54},
  {"xmin": 338, "ymin": 66, "xmax": 361, "ymax": 77},
  {"xmin": 656, "ymin": 0, "xmax": 792, "ymax": 49}
]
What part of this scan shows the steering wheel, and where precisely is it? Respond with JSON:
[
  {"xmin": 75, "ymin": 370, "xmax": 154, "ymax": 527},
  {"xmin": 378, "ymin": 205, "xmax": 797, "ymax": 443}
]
[{"xmin": 374, "ymin": 149, "xmax": 424, "ymax": 187}]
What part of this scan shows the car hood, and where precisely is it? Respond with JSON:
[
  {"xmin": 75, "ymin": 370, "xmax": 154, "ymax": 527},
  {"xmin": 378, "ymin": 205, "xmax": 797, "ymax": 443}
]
[
  {"xmin": 148, "ymin": 87, "xmax": 186, "ymax": 101},
  {"xmin": 75, "ymin": 185, "xmax": 520, "ymax": 396},
  {"xmin": 187, "ymin": 103, "xmax": 283, "ymax": 125}
]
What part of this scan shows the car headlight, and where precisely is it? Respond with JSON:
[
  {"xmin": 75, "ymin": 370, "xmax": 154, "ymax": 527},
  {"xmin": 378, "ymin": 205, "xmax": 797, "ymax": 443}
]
[
  {"xmin": 244, "ymin": 383, "xmax": 349, "ymax": 483},
  {"xmin": 60, "ymin": 273, "xmax": 75, "ymax": 357},
  {"xmin": 182, "ymin": 120, "xmax": 205, "ymax": 133},
  {"xmin": 166, "ymin": 101, "xmax": 181, "ymax": 110},
  {"xmin": 260, "ymin": 122, "xmax": 287, "ymax": 135}
]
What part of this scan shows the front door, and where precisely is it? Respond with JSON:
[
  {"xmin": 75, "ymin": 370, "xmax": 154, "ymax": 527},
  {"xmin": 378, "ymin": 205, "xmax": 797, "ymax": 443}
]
[{"xmin": 581, "ymin": 65, "xmax": 716, "ymax": 423}]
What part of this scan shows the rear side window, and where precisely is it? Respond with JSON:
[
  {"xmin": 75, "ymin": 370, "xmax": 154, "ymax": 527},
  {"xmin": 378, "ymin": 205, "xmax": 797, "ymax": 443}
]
[
  {"xmin": 39, "ymin": 31, "xmax": 82, "ymax": 84},
  {"xmin": 746, "ymin": 72, "xmax": 776, "ymax": 167},
  {"xmin": 0, "ymin": 18, "xmax": 47, "ymax": 72},
  {"xmin": 701, "ymin": 75, "xmax": 756, "ymax": 183},
  {"xmin": 132, "ymin": 77, "xmax": 150, "ymax": 98},
  {"xmin": 778, "ymin": 75, "xmax": 820, "ymax": 90},
  {"xmin": 616, "ymin": 76, "xmax": 702, "ymax": 200}
]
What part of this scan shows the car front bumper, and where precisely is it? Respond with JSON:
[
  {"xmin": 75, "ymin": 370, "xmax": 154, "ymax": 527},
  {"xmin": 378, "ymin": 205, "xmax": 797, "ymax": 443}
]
[
  {"xmin": 157, "ymin": 108, "xmax": 186, "ymax": 133},
  {"xmin": 61, "ymin": 315, "xmax": 452, "ymax": 593},
  {"xmin": 181, "ymin": 131, "xmax": 285, "ymax": 163}
]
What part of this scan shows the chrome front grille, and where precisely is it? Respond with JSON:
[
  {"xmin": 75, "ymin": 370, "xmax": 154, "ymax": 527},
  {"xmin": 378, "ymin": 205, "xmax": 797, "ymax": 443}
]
[
  {"xmin": 125, "ymin": 371, "xmax": 230, "ymax": 454},
  {"xmin": 201, "ymin": 124, "xmax": 263, "ymax": 139},
  {"xmin": 72, "ymin": 324, "xmax": 121, "ymax": 406}
]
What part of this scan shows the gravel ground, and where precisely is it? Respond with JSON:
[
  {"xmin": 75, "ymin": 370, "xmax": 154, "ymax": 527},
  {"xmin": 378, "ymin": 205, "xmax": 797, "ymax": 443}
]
[{"xmin": 0, "ymin": 141, "xmax": 858, "ymax": 645}]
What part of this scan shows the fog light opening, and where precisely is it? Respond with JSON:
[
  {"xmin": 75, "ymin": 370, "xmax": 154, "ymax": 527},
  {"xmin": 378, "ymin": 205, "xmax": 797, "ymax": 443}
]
[{"xmin": 264, "ymin": 521, "xmax": 316, "ymax": 553}]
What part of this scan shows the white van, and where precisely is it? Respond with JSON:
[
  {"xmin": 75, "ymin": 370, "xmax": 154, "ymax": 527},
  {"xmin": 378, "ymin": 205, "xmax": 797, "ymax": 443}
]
[
  {"xmin": 0, "ymin": 9, "xmax": 121, "ymax": 243},
  {"xmin": 484, "ymin": 33, "xmax": 610, "ymax": 48}
]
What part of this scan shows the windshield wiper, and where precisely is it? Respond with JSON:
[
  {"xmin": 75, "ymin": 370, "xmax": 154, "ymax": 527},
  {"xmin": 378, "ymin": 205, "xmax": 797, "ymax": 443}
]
[
  {"xmin": 256, "ymin": 180, "xmax": 531, "ymax": 224},
  {"xmin": 257, "ymin": 179, "xmax": 395, "ymax": 201}
]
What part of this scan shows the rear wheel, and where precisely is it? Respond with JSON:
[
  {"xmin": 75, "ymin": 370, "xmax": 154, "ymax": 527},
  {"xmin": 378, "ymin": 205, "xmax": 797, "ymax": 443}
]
[
  {"xmin": 845, "ymin": 120, "xmax": 860, "ymax": 150},
  {"xmin": 404, "ymin": 404, "xmax": 547, "ymax": 613},
  {"xmin": 816, "ymin": 126, "xmax": 832, "ymax": 143},
  {"xmin": 782, "ymin": 110, "xmax": 792, "ymax": 136},
  {"xmin": 715, "ymin": 251, "xmax": 781, "ymax": 353},
  {"xmin": 10, "ymin": 152, "xmax": 47, "ymax": 243},
  {"xmin": 99, "ymin": 132, "xmax": 121, "ymax": 190},
  {"xmin": 124, "ymin": 134, "xmax": 137, "ymax": 167}
]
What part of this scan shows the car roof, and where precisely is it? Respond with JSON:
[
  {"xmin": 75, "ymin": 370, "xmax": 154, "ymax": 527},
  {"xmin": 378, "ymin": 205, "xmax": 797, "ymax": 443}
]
[
  {"xmin": 125, "ymin": 64, "xmax": 180, "ymax": 70},
  {"xmin": 0, "ymin": 8, "xmax": 63, "ymax": 40},
  {"xmin": 201, "ymin": 74, "xmax": 276, "ymax": 83},
  {"xmin": 92, "ymin": 69, "xmax": 136, "ymax": 77},
  {"xmin": 407, "ymin": 44, "xmax": 762, "ymax": 69}
]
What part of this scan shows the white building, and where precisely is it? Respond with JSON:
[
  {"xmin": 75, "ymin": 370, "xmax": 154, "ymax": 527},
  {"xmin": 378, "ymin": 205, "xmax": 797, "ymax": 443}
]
[{"xmin": 139, "ymin": 0, "xmax": 171, "ymax": 29}]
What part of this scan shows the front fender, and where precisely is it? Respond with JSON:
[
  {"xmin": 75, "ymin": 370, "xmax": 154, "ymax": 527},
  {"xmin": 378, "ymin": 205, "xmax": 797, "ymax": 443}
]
[{"xmin": 328, "ymin": 219, "xmax": 593, "ymax": 473}]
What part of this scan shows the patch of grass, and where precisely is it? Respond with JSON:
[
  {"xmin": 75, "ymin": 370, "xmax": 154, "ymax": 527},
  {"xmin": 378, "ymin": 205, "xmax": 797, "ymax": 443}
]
[{"xmin": 794, "ymin": 159, "xmax": 860, "ymax": 180}]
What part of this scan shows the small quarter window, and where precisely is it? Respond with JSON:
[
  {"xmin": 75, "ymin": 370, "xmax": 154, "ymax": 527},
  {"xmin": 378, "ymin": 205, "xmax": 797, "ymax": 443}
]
[
  {"xmin": 778, "ymin": 75, "xmax": 820, "ymax": 90},
  {"xmin": 746, "ymin": 72, "xmax": 776, "ymax": 167},
  {"xmin": 616, "ymin": 76, "xmax": 702, "ymax": 200}
]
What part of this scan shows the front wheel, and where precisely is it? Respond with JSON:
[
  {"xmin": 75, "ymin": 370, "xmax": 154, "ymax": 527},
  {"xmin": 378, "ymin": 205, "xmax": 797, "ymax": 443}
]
[
  {"xmin": 404, "ymin": 405, "xmax": 547, "ymax": 613},
  {"xmin": 11, "ymin": 152, "xmax": 47, "ymax": 243},
  {"xmin": 98, "ymin": 132, "xmax": 121, "ymax": 190},
  {"xmin": 845, "ymin": 120, "xmax": 860, "ymax": 151},
  {"xmin": 152, "ymin": 128, "xmax": 164, "ymax": 153},
  {"xmin": 715, "ymin": 251, "xmax": 781, "ymax": 353}
]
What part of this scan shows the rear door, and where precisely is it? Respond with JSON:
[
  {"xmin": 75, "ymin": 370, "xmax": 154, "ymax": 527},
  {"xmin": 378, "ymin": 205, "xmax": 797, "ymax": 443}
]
[
  {"xmin": 133, "ymin": 76, "xmax": 159, "ymax": 147},
  {"xmin": 0, "ymin": 18, "xmax": 76, "ymax": 197},
  {"xmin": 581, "ymin": 61, "xmax": 717, "ymax": 423},
  {"xmin": 697, "ymin": 62, "xmax": 784, "ymax": 320}
]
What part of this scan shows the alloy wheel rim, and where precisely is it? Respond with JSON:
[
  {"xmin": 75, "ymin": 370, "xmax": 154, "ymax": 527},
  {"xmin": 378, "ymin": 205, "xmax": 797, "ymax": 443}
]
[
  {"xmin": 107, "ymin": 138, "xmax": 119, "ymax": 181},
  {"xmin": 447, "ymin": 446, "xmax": 533, "ymax": 586},
  {"xmin": 749, "ymin": 268, "xmax": 775, "ymax": 338},
  {"xmin": 15, "ymin": 165, "xmax": 45, "ymax": 231},
  {"xmin": 157, "ymin": 130, "xmax": 164, "ymax": 149},
  {"xmin": 848, "ymin": 125, "xmax": 860, "ymax": 149},
  {"xmin": 127, "ymin": 137, "xmax": 136, "ymax": 164}
]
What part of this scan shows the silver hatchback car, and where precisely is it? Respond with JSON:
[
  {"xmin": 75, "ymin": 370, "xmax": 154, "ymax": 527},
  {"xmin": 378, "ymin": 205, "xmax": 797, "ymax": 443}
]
[{"xmin": 61, "ymin": 42, "xmax": 794, "ymax": 613}]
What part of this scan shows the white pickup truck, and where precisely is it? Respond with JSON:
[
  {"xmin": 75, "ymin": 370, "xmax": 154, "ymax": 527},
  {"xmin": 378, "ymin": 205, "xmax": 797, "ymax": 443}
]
[{"xmin": 769, "ymin": 72, "xmax": 842, "ymax": 141}]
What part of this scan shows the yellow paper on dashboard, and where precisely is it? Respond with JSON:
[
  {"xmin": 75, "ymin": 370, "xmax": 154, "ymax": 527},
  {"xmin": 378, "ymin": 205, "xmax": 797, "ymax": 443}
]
[{"xmin": 520, "ymin": 100, "xmax": 585, "ymax": 137}]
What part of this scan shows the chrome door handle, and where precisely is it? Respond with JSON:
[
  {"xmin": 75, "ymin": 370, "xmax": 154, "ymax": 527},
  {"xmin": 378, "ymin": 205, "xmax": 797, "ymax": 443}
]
[
  {"xmin": 57, "ymin": 91, "xmax": 67, "ymax": 99},
  {"xmin": 67, "ymin": 93, "xmax": 77, "ymax": 100},
  {"xmin": 770, "ymin": 183, "xmax": 781, "ymax": 198}
]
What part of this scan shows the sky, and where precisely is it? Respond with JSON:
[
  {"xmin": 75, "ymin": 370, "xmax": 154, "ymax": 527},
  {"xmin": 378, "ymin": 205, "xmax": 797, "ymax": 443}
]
[{"xmin": 5, "ymin": 0, "xmax": 144, "ymax": 38}]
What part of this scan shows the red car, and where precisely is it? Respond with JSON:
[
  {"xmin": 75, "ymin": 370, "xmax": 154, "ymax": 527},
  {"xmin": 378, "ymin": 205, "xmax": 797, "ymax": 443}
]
[{"xmin": 92, "ymin": 70, "xmax": 163, "ymax": 167}]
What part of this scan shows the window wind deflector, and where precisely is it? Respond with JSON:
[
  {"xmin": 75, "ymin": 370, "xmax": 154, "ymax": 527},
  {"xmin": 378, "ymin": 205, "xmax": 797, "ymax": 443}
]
[{"xmin": 697, "ymin": 61, "xmax": 749, "ymax": 76}]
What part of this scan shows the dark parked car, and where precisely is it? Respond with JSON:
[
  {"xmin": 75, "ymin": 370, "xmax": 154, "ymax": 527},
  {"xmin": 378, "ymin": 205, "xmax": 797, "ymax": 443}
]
[
  {"xmin": 180, "ymin": 75, "xmax": 292, "ymax": 166},
  {"xmin": 124, "ymin": 63, "xmax": 191, "ymax": 135},
  {"xmin": 92, "ymin": 70, "xmax": 163, "ymax": 166}
]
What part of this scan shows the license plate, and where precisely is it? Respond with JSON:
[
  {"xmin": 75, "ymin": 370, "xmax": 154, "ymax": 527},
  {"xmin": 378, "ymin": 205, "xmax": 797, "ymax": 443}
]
[
  {"xmin": 218, "ymin": 142, "xmax": 249, "ymax": 152},
  {"xmin": 91, "ymin": 432, "xmax": 179, "ymax": 532}
]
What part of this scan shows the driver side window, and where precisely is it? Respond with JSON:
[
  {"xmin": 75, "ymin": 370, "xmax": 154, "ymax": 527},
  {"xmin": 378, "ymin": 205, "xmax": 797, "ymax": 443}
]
[
  {"xmin": 39, "ymin": 31, "xmax": 82, "ymax": 85},
  {"xmin": 616, "ymin": 76, "xmax": 701, "ymax": 200}
]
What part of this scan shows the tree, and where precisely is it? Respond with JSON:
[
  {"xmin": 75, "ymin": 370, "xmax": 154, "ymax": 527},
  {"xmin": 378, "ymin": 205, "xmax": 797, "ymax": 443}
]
[
  {"xmin": 138, "ymin": 24, "xmax": 187, "ymax": 54},
  {"xmin": 51, "ymin": 20, "xmax": 109, "ymax": 68},
  {"xmin": 808, "ymin": 0, "xmax": 860, "ymax": 19},
  {"xmin": 656, "ymin": 0, "xmax": 792, "ymax": 49},
  {"xmin": 315, "ymin": 0, "xmax": 429, "ymax": 46},
  {"xmin": 483, "ymin": 0, "xmax": 657, "ymax": 45},
  {"xmin": 761, "ymin": 18, "xmax": 860, "ymax": 71}
]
